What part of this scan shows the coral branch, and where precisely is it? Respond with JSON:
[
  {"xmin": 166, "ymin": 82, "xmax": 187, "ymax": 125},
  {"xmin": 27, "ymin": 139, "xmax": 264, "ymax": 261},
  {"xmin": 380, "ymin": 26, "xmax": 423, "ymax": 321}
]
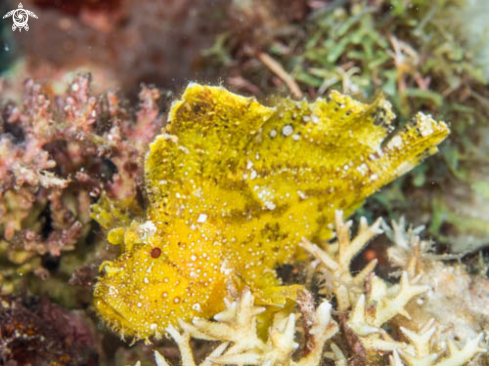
[
  {"xmin": 156, "ymin": 290, "xmax": 338, "ymax": 366},
  {"xmin": 301, "ymin": 210, "xmax": 383, "ymax": 311}
]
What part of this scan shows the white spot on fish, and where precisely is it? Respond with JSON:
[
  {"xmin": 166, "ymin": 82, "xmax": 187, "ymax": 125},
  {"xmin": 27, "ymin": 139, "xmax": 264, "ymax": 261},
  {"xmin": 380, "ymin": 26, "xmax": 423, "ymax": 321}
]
[
  {"xmin": 197, "ymin": 213, "xmax": 207, "ymax": 223},
  {"xmin": 282, "ymin": 124, "xmax": 293, "ymax": 137}
]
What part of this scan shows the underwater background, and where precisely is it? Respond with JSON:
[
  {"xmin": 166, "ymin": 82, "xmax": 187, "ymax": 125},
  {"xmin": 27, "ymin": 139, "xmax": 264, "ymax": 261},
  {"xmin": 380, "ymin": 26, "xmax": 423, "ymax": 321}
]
[{"xmin": 0, "ymin": 0, "xmax": 488, "ymax": 365}]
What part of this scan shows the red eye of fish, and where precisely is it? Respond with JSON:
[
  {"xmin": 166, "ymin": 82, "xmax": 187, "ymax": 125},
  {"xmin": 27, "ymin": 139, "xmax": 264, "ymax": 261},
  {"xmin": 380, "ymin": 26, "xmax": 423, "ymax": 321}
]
[{"xmin": 151, "ymin": 247, "xmax": 162, "ymax": 258}]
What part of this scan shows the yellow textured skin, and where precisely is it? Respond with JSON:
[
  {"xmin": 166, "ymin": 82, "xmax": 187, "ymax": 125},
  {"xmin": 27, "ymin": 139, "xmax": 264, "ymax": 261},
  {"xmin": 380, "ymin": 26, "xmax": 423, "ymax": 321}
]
[{"xmin": 92, "ymin": 83, "xmax": 449, "ymax": 340}]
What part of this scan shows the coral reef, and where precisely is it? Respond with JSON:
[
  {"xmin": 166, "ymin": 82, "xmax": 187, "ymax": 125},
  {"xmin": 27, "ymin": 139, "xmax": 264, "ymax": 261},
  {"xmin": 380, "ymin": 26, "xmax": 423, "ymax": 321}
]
[
  {"xmin": 303, "ymin": 212, "xmax": 487, "ymax": 365},
  {"xmin": 0, "ymin": 1, "xmax": 488, "ymax": 364},
  {"xmin": 0, "ymin": 74, "xmax": 162, "ymax": 292},
  {"xmin": 384, "ymin": 218, "xmax": 489, "ymax": 346},
  {"xmin": 153, "ymin": 289, "xmax": 338, "ymax": 366}
]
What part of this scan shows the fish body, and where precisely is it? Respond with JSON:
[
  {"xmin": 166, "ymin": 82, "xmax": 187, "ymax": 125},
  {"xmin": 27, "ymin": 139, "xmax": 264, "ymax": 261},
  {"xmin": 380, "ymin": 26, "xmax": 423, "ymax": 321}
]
[{"xmin": 93, "ymin": 84, "xmax": 449, "ymax": 340}]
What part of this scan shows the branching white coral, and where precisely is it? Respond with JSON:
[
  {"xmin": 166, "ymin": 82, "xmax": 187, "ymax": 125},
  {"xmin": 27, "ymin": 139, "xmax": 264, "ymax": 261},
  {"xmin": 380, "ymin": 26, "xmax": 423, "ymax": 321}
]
[
  {"xmin": 153, "ymin": 289, "xmax": 338, "ymax": 366},
  {"xmin": 392, "ymin": 320, "xmax": 486, "ymax": 366},
  {"xmin": 180, "ymin": 290, "xmax": 266, "ymax": 355},
  {"xmin": 323, "ymin": 343, "xmax": 347, "ymax": 366},
  {"xmin": 382, "ymin": 216, "xmax": 434, "ymax": 278},
  {"xmin": 398, "ymin": 319, "xmax": 439, "ymax": 364},
  {"xmin": 345, "ymin": 272, "xmax": 429, "ymax": 353},
  {"xmin": 301, "ymin": 210, "xmax": 383, "ymax": 311},
  {"xmin": 384, "ymin": 217, "xmax": 489, "ymax": 349},
  {"xmin": 301, "ymin": 212, "xmax": 487, "ymax": 365},
  {"xmin": 382, "ymin": 216, "xmax": 425, "ymax": 252}
]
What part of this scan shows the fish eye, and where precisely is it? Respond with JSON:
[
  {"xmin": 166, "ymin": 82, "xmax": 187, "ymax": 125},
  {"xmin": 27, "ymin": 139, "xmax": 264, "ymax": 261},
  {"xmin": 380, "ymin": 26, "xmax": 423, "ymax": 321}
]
[{"xmin": 151, "ymin": 247, "xmax": 162, "ymax": 258}]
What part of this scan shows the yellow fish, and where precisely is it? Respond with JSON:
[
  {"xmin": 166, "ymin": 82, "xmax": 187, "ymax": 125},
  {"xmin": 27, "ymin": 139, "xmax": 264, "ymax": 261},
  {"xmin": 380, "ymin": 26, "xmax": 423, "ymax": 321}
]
[{"xmin": 92, "ymin": 83, "xmax": 449, "ymax": 340}]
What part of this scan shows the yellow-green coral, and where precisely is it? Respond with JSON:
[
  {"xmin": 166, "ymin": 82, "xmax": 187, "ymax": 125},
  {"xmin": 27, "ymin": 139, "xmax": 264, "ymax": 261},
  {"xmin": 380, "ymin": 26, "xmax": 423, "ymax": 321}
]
[{"xmin": 92, "ymin": 83, "xmax": 449, "ymax": 340}]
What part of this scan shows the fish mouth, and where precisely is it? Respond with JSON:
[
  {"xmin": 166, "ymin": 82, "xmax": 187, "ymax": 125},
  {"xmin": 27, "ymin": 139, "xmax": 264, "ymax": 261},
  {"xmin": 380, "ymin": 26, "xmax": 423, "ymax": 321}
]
[
  {"xmin": 94, "ymin": 297, "xmax": 157, "ymax": 340},
  {"xmin": 94, "ymin": 296, "xmax": 133, "ymax": 333}
]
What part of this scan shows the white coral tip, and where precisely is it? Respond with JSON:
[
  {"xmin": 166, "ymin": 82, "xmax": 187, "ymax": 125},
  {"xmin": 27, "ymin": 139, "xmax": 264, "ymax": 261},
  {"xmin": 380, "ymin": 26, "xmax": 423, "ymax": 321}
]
[{"xmin": 154, "ymin": 351, "xmax": 171, "ymax": 366}]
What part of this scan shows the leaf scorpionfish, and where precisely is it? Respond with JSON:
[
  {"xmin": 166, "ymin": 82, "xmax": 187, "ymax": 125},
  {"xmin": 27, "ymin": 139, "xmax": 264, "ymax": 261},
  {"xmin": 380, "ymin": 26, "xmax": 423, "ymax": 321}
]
[{"xmin": 92, "ymin": 83, "xmax": 449, "ymax": 340}]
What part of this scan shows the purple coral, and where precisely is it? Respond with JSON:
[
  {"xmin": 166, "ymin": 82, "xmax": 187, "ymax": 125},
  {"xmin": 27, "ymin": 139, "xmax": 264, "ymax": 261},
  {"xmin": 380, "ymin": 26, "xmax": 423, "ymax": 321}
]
[{"xmin": 0, "ymin": 74, "xmax": 163, "ymax": 266}]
